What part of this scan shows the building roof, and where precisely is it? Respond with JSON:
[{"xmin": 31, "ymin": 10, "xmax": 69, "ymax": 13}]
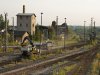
[
  {"xmin": 57, "ymin": 23, "xmax": 68, "ymax": 29},
  {"xmin": 61, "ymin": 23, "xmax": 68, "ymax": 29},
  {"xmin": 61, "ymin": 23, "xmax": 67, "ymax": 27},
  {"xmin": 38, "ymin": 25, "xmax": 49, "ymax": 29},
  {"xmin": 17, "ymin": 13, "xmax": 36, "ymax": 17}
]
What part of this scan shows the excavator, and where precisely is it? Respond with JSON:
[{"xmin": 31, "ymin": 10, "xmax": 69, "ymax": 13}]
[{"xmin": 21, "ymin": 36, "xmax": 39, "ymax": 56}]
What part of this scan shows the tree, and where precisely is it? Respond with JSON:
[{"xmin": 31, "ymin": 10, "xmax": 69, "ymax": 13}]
[
  {"xmin": 0, "ymin": 14, "xmax": 5, "ymax": 30},
  {"xmin": 0, "ymin": 14, "xmax": 9, "ymax": 31},
  {"xmin": 52, "ymin": 21, "xmax": 56, "ymax": 28},
  {"xmin": 34, "ymin": 25, "xmax": 41, "ymax": 41},
  {"xmin": 48, "ymin": 21, "xmax": 57, "ymax": 40}
]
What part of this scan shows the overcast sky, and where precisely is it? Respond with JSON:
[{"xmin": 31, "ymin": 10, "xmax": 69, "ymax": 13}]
[{"xmin": 0, "ymin": 0, "xmax": 100, "ymax": 26}]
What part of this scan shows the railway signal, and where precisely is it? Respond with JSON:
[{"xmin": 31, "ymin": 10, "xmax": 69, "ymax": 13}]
[
  {"xmin": 64, "ymin": 18, "xmax": 66, "ymax": 49},
  {"xmin": 91, "ymin": 18, "xmax": 93, "ymax": 33},
  {"xmin": 89, "ymin": 18, "xmax": 96, "ymax": 43}
]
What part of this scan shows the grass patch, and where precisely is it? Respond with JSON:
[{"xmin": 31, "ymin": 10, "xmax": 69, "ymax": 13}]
[
  {"xmin": 64, "ymin": 64, "xmax": 77, "ymax": 73},
  {"xmin": 52, "ymin": 63, "xmax": 77, "ymax": 75},
  {"xmin": 89, "ymin": 51, "xmax": 100, "ymax": 75}
]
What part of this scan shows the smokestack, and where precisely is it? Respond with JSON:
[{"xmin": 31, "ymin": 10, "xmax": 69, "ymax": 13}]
[{"xmin": 23, "ymin": 5, "xmax": 25, "ymax": 13}]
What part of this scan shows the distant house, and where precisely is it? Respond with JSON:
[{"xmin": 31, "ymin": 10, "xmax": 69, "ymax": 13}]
[
  {"xmin": 52, "ymin": 21, "xmax": 68, "ymax": 37},
  {"xmin": 57, "ymin": 23, "xmax": 68, "ymax": 35},
  {"xmin": 35, "ymin": 21, "xmax": 68, "ymax": 40},
  {"xmin": 16, "ymin": 5, "xmax": 36, "ymax": 35}
]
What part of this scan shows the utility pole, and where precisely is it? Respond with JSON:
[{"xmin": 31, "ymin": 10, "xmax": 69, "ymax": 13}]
[
  {"xmin": 46, "ymin": 29, "xmax": 48, "ymax": 40},
  {"xmin": 12, "ymin": 17, "xmax": 14, "ymax": 46},
  {"xmin": 4, "ymin": 13, "xmax": 8, "ymax": 52},
  {"xmin": 91, "ymin": 18, "xmax": 93, "ymax": 33},
  {"xmin": 40, "ymin": 12, "xmax": 43, "ymax": 44},
  {"xmin": 41, "ymin": 13, "xmax": 43, "ymax": 26},
  {"xmin": 94, "ymin": 21, "xmax": 96, "ymax": 34},
  {"xmin": 40, "ymin": 12, "xmax": 43, "ymax": 53},
  {"xmin": 90, "ymin": 18, "xmax": 94, "ymax": 44},
  {"xmin": 64, "ymin": 18, "xmax": 66, "ymax": 49},
  {"xmin": 56, "ymin": 16, "xmax": 58, "ymax": 46},
  {"xmin": 94, "ymin": 21, "xmax": 95, "ymax": 29},
  {"xmin": 93, "ymin": 21, "xmax": 96, "ymax": 40},
  {"xmin": 84, "ymin": 21, "xmax": 86, "ymax": 42}
]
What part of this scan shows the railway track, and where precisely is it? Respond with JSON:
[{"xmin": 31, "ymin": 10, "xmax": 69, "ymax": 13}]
[
  {"xmin": 40, "ymin": 41, "xmax": 88, "ymax": 55},
  {"xmin": 30, "ymin": 45, "xmax": 99, "ymax": 75},
  {"xmin": 67, "ymin": 42, "xmax": 100, "ymax": 75},
  {"xmin": 0, "ymin": 41, "xmax": 88, "ymax": 66},
  {"xmin": 0, "ymin": 41, "xmax": 88, "ymax": 57},
  {"xmin": 66, "ymin": 48, "xmax": 98, "ymax": 75},
  {"xmin": 0, "ymin": 44, "xmax": 98, "ymax": 75},
  {"xmin": 0, "ymin": 41, "xmax": 91, "ymax": 75},
  {"xmin": 31, "ymin": 60, "xmax": 78, "ymax": 75},
  {"xmin": 0, "ymin": 51, "xmax": 20, "ymax": 57},
  {"xmin": 0, "ymin": 53, "xmax": 21, "ymax": 66}
]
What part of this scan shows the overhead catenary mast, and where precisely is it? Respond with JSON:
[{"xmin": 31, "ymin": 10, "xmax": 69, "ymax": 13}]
[
  {"xmin": 94, "ymin": 21, "xmax": 96, "ymax": 33},
  {"xmin": 91, "ymin": 17, "xmax": 93, "ymax": 33},
  {"xmin": 84, "ymin": 21, "xmax": 86, "ymax": 42},
  {"xmin": 12, "ymin": 17, "xmax": 14, "ymax": 46},
  {"xmin": 64, "ymin": 18, "xmax": 66, "ymax": 49},
  {"xmin": 93, "ymin": 21, "xmax": 96, "ymax": 39},
  {"xmin": 39, "ymin": 12, "xmax": 43, "ymax": 53},
  {"xmin": 56, "ymin": 16, "xmax": 58, "ymax": 45}
]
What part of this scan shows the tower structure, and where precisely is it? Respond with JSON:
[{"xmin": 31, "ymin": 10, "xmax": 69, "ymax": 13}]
[{"xmin": 17, "ymin": 5, "xmax": 36, "ymax": 35}]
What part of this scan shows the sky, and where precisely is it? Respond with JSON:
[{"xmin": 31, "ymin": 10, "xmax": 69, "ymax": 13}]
[{"xmin": 0, "ymin": 0, "xmax": 100, "ymax": 26}]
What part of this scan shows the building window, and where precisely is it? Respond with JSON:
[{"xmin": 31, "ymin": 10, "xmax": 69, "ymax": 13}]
[
  {"xmin": 20, "ymin": 24, "xmax": 22, "ymax": 27},
  {"xmin": 20, "ymin": 16, "xmax": 22, "ymax": 20},
  {"xmin": 26, "ymin": 24, "xmax": 28, "ymax": 27}
]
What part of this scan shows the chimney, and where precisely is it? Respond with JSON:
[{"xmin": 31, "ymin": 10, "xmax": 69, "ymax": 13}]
[{"xmin": 23, "ymin": 5, "xmax": 25, "ymax": 13}]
